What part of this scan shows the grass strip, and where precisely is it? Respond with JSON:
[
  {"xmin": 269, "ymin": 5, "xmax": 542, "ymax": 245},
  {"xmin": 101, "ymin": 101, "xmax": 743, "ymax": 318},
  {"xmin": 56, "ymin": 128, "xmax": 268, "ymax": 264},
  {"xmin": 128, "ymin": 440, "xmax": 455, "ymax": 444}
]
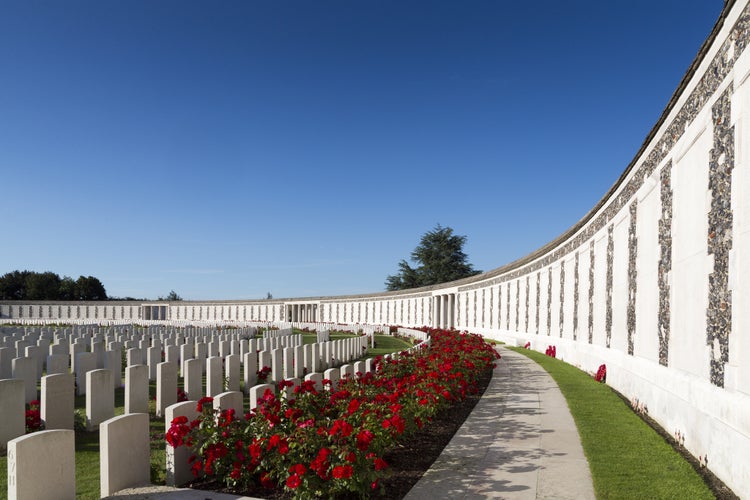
[{"xmin": 508, "ymin": 347, "xmax": 713, "ymax": 499}]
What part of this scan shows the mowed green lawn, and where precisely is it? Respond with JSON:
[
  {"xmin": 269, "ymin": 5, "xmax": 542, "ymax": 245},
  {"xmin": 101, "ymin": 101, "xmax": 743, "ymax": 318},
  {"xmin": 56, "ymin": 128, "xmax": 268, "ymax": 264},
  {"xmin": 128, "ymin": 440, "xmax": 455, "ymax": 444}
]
[{"xmin": 509, "ymin": 347, "xmax": 714, "ymax": 499}]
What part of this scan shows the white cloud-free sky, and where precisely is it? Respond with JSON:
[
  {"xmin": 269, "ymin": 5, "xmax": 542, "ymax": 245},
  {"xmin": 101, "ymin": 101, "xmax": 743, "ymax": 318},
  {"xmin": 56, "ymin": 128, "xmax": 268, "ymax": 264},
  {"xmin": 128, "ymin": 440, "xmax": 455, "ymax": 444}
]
[{"xmin": 0, "ymin": 1, "xmax": 723, "ymax": 300}]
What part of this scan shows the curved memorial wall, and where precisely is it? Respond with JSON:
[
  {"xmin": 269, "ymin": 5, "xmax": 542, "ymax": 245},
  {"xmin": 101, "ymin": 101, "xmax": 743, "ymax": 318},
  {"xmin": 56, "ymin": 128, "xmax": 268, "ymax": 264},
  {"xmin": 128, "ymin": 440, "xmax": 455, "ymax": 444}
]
[{"xmin": 2, "ymin": 0, "xmax": 750, "ymax": 494}]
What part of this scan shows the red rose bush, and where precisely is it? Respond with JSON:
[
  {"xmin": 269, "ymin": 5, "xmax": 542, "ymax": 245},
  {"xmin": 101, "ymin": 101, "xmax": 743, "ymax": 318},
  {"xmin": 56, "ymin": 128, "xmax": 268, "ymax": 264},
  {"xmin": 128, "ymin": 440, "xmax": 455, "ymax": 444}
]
[{"xmin": 166, "ymin": 328, "xmax": 499, "ymax": 498}]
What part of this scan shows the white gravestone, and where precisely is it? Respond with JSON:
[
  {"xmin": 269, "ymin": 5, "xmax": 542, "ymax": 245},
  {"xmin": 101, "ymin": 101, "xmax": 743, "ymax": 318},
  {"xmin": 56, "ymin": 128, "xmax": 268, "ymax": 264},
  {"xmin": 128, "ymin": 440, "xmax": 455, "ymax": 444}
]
[
  {"xmin": 125, "ymin": 364, "xmax": 149, "ymax": 414},
  {"xmin": 41, "ymin": 373, "xmax": 74, "ymax": 430},
  {"xmin": 86, "ymin": 369, "xmax": 114, "ymax": 431},
  {"xmin": 100, "ymin": 413, "xmax": 150, "ymax": 497},
  {"xmin": 7, "ymin": 430, "xmax": 75, "ymax": 500}
]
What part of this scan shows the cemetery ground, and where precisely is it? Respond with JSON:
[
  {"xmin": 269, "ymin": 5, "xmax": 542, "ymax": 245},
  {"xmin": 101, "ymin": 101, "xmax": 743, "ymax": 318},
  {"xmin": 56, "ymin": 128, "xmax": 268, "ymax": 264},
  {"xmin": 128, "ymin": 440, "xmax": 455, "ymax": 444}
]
[
  {"xmin": 0, "ymin": 331, "xmax": 414, "ymax": 499},
  {"xmin": 1, "ymin": 332, "xmax": 732, "ymax": 499}
]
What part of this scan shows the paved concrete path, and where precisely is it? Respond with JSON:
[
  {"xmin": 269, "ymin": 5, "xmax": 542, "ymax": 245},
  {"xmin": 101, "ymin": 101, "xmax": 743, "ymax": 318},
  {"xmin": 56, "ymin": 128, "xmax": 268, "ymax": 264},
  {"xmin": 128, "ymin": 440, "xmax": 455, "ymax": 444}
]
[
  {"xmin": 108, "ymin": 347, "xmax": 595, "ymax": 500},
  {"xmin": 404, "ymin": 347, "xmax": 596, "ymax": 500}
]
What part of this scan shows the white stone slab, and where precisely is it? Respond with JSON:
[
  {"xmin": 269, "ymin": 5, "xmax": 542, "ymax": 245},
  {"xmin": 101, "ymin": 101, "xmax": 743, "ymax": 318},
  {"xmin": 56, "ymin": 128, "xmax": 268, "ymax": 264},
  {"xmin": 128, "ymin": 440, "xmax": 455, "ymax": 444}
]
[
  {"xmin": 0, "ymin": 378, "xmax": 25, "ymax": 452},
  {"xmin": 100, "ymin": 413, "xmax": 150, "ymax": 497},
  {"xmin": 165, "ymin": 400, "xmax": 199, "ymax": 487},
  {"xmin": 125, "ymin": 364, "xmax": 149, "ymax": 415},
  {"xmin": 7, "ymin": 430, "xmax": 75, "ymax": 500},
  {"xmin": 41, "ymin": 373, "xmax": 74, "ymax": 430},
  {"xmin": 156, "ymin": 362, "xmax": 178, "ymax": 417},
  {"xmin": 86, "ymin": 369, "xmax": 114, "ymax": 431}
]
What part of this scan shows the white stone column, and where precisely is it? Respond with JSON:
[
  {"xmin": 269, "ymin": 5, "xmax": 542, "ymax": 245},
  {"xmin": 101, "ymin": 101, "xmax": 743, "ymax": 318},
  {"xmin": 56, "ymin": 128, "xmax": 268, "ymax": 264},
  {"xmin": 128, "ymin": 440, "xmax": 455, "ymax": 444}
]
[
  {"xmin": 448, "ymin": 293, "xmax": 455, "ymax": 329},
  {"xmin": 431, "ymin": 297, "xmax": 437, "ymax": 328},
  {"xmin": 440, "ymin": 295, "xmax": 446, "ymax": 329},
  {"xmin": 436, "ymin": 296, "xmax": 443, "ymax": 328}
]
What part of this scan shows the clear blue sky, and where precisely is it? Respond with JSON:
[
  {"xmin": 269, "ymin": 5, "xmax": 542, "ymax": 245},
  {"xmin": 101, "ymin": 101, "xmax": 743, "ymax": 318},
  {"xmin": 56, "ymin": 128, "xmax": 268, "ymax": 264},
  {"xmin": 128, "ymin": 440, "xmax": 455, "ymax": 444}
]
[{"xmin": 0, "ymin": 1, "xmax": 723, "ymax": 300}]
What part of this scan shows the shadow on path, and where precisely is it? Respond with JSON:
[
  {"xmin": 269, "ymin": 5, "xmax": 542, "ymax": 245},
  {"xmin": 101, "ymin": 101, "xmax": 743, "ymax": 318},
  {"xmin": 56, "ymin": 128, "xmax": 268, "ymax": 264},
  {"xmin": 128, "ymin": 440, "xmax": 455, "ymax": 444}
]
[{"xmin": 404, "ymin": 347, "xmax": 595, "ymax": 500}]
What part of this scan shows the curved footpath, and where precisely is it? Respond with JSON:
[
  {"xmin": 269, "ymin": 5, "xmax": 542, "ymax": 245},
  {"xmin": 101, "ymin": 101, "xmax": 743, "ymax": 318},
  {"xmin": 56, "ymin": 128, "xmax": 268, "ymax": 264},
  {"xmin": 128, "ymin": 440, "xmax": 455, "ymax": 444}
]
[
  {"xmin": 405, "ymin": 347, "xmax": 595, "ymax": 499},
  {"xmin": 108, "ymin": 347, "xmax": 595, "ymax": 500}
]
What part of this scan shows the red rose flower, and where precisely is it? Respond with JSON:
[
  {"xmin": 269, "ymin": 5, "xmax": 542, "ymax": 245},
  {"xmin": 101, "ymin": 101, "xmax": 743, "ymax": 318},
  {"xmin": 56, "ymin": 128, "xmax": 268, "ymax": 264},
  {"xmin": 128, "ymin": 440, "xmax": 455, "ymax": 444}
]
[
  {"xmin": 286, "ymin": 473, "xmax": 302, "ymax": 489},
  {"xmin": 332, "ymin": 465, "xmax": 353, "ymax": 479}
]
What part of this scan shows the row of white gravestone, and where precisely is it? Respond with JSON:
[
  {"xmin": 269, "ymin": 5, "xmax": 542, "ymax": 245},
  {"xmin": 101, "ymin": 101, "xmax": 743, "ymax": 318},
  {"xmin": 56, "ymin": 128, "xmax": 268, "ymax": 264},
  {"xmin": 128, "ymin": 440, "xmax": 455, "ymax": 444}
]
[
  {"xmin": 0, "ymin": 335, "xmax": 370, "ymax": 451},
  {"xmin": 0, "ymin": 323, "xmax": 381, "ymax": 387},
  {"xmin": 0, "ymin": 326, "xmax": 258, "ymax": 356},
  {"xmin": 0, "ymin": 322, "xmax": 369, "ymax": 405},
  {"xmin": 3, "ymin": 330, "xmax": 367, "ymax": 407},
  {"xmin": 5, "ymin": 357, "xmax": 379, "ymax": 499},
  {"xmin": 0, "ymin": 320, "xmax": 387, "ymax": 341},
  {"xmin": 1, "ymin": 332, "xmax": 331, "ymax": 403},
  {"xmin": 0, "ymin": 369, "xmax": 107, "ymax": 454},
  {"xmin": 6, "ymin": 413, "xmax": 150, "ymax": 500},
  {"xmin": 165, "ymin": 359, "xmax": 377, "ymax": 488}
]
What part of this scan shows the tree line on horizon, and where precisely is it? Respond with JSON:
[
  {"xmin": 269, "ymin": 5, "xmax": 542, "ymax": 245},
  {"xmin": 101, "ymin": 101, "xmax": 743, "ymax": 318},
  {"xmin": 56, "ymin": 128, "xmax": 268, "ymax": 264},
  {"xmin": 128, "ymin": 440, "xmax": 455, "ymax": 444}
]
[{"xmin": 0, "ymin": 270, "xmax": 107, "ymax": 301}]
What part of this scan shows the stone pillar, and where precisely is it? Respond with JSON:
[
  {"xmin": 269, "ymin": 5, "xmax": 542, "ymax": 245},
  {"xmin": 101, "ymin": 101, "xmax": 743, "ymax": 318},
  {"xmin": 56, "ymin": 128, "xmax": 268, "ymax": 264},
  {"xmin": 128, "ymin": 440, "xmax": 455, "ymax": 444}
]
[
  {"xmin": 448, "ymin": 293, "xmax": 455, "ymax": 329},
  {"xmin": 435, "ymin": 295, "xmax": 440, "ymax": 328},
  {"xmin": 445, "ymin": 294, "xmax": 450, "ymax": 327}
]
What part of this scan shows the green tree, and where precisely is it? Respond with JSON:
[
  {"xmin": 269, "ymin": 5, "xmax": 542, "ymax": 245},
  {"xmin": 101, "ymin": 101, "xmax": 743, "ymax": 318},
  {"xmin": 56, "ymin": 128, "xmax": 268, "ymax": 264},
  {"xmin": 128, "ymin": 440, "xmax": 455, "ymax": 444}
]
[
  {"xmin": 75, "ymin": 276, "xmax": 107, "ymax": 300},
  {"xmin": 25, "ymin": 271, "xmax": 62, "ymax": 300},
  {"xmin": 0, "ymin": 271, "xmax": 108, "ymax": 300},
  {"xmin": 59, "ymin": 276, "xmax": 78, "ymax": 300},
  {"xmin": 385, "ymin": 224, "xmax": 481, "ymax": 291},
  {"xmin": 0, "ymin": 270, "xmax": 31, "ymax": 299},
  {"xmin": 159, "ymin": 290, "xmax": 183, "ymax": 301}
]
